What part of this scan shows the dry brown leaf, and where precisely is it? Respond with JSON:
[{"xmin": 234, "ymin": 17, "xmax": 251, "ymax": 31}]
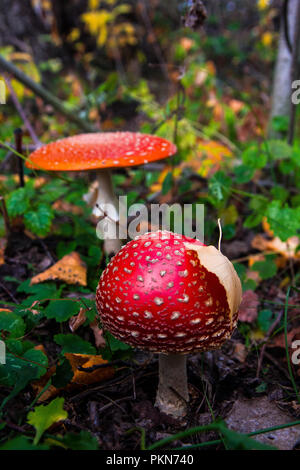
[
  {"xmin": 69, "ymin": 307, "xmax": 87, "ymax": 332},
  {"xmin": 30, "ymin": 252, "xmax": 87, "ymax": 286},
  {"xmin": 251, "ymin": 234, "xmax": 300, "ymax": 260},
  {"xmin": 90, "ymin": 320, "xmax": 106, "ymax": 348},
  {"xmin": 33, "ymin": 352, "xmax": 114, "ymax": 401},
  {"xmin": 233, "ymin": 343, "xmax": 247, "ymax": 363},
  {"xmin": 238, "ymin": 290, "xmax": 259, "ymax": 323},
  {"xmin": 66, "ymin": 353, "xmax": 114, "ymax": 386},
  {"xmin": 52, "ymin": 200, "xmax": 83, "ymax": 215}
]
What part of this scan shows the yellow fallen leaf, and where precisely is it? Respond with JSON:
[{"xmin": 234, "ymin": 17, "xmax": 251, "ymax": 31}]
[
  {"xmin": 66, "ymin": 353, "xmax": 114, "ymax": 386},
  {"xmin": 251, "ymin": 234, "xmax": 300, "ymax": 260},
  {"xmin": 182, "ymin": 139, "xmax": 233, "ymax": 178},
  {"xmin": 30, "ymin": 252, "xmax": 87, "ymax": 286},
  {"xmin": 33, "ymin": 353, "xmax": 114, "ymax": 402}
]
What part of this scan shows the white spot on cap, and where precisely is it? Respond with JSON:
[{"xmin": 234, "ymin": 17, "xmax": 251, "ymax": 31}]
[
  {"xmin": 178, "ymin": 294, "xmax": 189, "ymax": 303},
  {"xmin": 154, "ymin": 297, "xmax": 164, "ymax": 306},
  {"xmin": 171, "ymin": 311, "xmax": 180, "ymax": 320}
]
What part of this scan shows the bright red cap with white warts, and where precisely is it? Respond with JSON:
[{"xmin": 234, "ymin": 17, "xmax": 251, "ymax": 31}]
[
  {"xmin": 26, "ymin": 132, "xmax": 177, "ymax": 171},
  {"xmin": 96, "ymin": 230, "xmax": 242, "ymax": 354}
]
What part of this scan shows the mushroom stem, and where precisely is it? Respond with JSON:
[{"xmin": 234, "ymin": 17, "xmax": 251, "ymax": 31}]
[
  {"xmin": 155, "ymin": 353, "xmax": 189, "ymax": 419},
  {"xmin": 94, "ymin": 168, "xmax": 122, "ymax": 255}
]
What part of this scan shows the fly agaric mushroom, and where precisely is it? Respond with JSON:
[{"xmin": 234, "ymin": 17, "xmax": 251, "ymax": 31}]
[
  {"xmin": 96, "ymin": 230, "xmax": 242, "ymax": 419},
  {"xmin": 26, "ymin": 132, "xmax": 176, "ymax": 255}
]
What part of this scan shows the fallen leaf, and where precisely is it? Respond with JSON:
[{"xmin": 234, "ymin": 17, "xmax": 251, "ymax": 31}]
[
  {"xmin": 52, "ymin": 200, "xmax": 83, "ymax": 215},
  {"xmin": 238, "ymin": 290, "xmax": 259, "ymax": 323},
  {"xmin": 233, "ymin": 343, "xmax": 248, "ymax": 363},
  {"xmin": 90, "ymin": 320, "xmax": 106, "ymax": 348},
  {"xmin": 33, "ymin": 353, "xmax": 114, "ymax": 402},
  {"xmin": 182, "ymin": 139, "xmax": 233, "ymax": 178},
  {"xmin": 251, "ymin": 234, "xmax": 300, "ymax": 260},
  {"xmin": 66, "ymin": 353, "xmax": 114, "ymax": 386},
  {"xmin": 69, "ymin": 307, "xmax": 87, "ymax": 333},
  {"xmin": 30, "ymin": 252, "xmax": 87, "ymax": 286}
]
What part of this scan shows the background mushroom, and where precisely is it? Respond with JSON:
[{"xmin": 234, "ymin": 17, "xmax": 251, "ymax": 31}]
[
  {"xmin": 26, "ymin": 132, "xmax": 176, "ymax": 255},
  {"xmin": 96, "ymin": 230, "xmax": 242, "ymax": 419}
]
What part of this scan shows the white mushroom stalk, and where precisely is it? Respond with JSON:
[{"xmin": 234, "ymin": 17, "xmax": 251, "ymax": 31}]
[
  {"xmin": 155, "ymin": 353, "xmax": 189, "ymax": 419},
  {"xmin": 88, "ymin": 168, "xmax": 122, "ymax": 256}
]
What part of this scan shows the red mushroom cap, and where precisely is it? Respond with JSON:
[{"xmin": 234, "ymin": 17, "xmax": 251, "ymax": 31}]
[
  {"xmin": 96, "ymin": 230, "xmax": 242, "ymax": 354},
  {"xmin": 26, "ymin": 132, "xmax": 177, "ymax": 171}
]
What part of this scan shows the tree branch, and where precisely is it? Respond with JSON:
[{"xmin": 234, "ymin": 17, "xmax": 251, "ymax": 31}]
[{"xmin": 0, "ymin": 54, "xmax": 97, "ymax": 133}]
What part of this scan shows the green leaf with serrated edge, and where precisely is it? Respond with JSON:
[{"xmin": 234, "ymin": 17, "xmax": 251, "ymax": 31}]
[
  {"xmin": 241, "ymin": 146, "xmax": 267, "ymax": 169},
  {"xmin": 0, "ymin": 348, "xmax": 48, "ymax": 388},
  {"xmin": 24, "ymin": 204, "xmax": 54, "ymax": 237},
  {"xmin": 54, "ymin": 334, "xmax": 96, "ymax": 354},
  {"xmin": 0, "ymin": 310, "xmax": 25, "ymax": 338},
  {"xmin": 27, "ymin": 397, "xmax": 68, "ymax": 445},
  {"xmin": 44, "ymin": 300, "xmax": 80, "ymax": 323},
  {"xmin": 266, "ymin": 201, "xmax": 300, "ymax": 241},
  {"xmin": 6, "ymin": 187, "xmax": 29, "ymax": 217}
]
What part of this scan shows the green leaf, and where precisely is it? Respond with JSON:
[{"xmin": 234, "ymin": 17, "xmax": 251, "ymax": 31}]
[
  {"xmin": 234, "ymin": 164, "xmax": 254, "ymax": 183},
  {"xmin": 0, "ymin": 348, "xmax": 48, "ymax": 389},
  {"xmin": 6, "ymin": 187, "xmax": 29, "ymax": 217},
  {"xmin": 208, "ymin": 171, "xmax": 232, "ymax": 205},
  {"xmin": 44, "ymin": 300, "xmax": 81, "ymax": 323},
  {"xmin": 241, "ymin": 146, "xmax": 267, "ymax": 169},
  {"xmin": 266, "ymin": 140, "xmax": 292, "ymax": 160},
  {"xmin": 266, "ymin": 201, "xmax": 300, "ymax": 241},
  {"xmin": 251, "ymin": 258, "xmax": 277, "ymax": 280},
  {"xmin": 0, "ymin": 435, "xmax": 49, "ymax": 450},
  {"xmin": 27, "ymin": 397, "xmax": 68, "ymax": 445},
  {"xmin": 60, "ymin": 431, "xmax": 99, "ymax": 450},
  {"xmin": 0, "ymin": 310, "xmax": 25, "ymax": 338},
  {"xmin": 24, "ymin": 204, "xmax": 54, "ymax": 237},
  {"xmin": 257, "ymin": 309, "xmax": 273, "ymax": 332},
  {"xmin": 54, "ymin": 334, "xmax": 96, "ymax": 354},
  {"xmin": 105, "ymin": 331, "xmax": 132, "ymax": 352},
  {"xmin": 51, "ymin": 358, "xmax": 73, "ymax": 388}
]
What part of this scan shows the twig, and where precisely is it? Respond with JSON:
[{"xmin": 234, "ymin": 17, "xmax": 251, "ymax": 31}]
[
  {"xmin": 0, "ymin": 54, "xmax": 96, "ymax": 133},
  {"xmin": 14, "ymin": 128, "xmax": 24, "ymax": 187},
  {"xmin": 0, "ymin": 196, "xmax": 10, "ymax": 235},
  {"xmin": 5, "ymin": 76, "xmax": 42, "ymax": 148},
  {"xmin": 0, "ymin": 281, "xmax": 19, "ymax": 304}
]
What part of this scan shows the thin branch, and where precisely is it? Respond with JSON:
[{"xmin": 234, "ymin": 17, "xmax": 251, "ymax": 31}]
[
  {"xmin": 4, "ymin": 76, "xmax": 42, "ymax": 148},
  {"xmin": 0, "ymin": 54, "xmax": 97, "ymax": 133}
]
